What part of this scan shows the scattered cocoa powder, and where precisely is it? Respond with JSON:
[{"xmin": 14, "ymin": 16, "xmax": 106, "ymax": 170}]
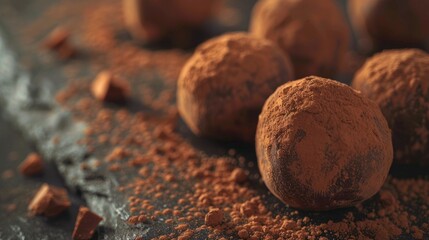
[
  {"xmin": 352, "ymin": 49, "xmax": 429, "ymax": 165},
  {"xmin": 19, "ymin": 153, "xmax": 44, "ymax": 177},
  {"xmin": 250, "ymin": 0, "xmax": 350, "ymax": 78},
  {"xmin": 28, "ymin": 184, "xmax": 71, "ymax": 217}
]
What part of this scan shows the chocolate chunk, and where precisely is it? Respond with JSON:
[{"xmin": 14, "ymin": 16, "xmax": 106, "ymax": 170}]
[
  {"xmin": 91, "ymin": 71, "xmax": 131, "ymax": 103},
  {"xmin": 72, "ymin": 207, "xmax": 103, "ymax": 240},
  {"xmin": 42, "ymin": 27, "xmax": 77, "ymax": 60},
  {"xmin": 204, "ymin": 208, "xmax": 223, "ymax": 226},
  {"xmin": 19, "ymin": 153, "xmax": 44, "ymax": 177},
  {"xmin": 28, "ymin": 184, "xmax": 71, "ymax": 217}
]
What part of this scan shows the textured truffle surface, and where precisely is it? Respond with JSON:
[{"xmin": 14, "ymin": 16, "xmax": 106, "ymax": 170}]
[
  {"xmin": 256, "ymin": 76, "xmax": 393, "ymax": 210},
  {"xmin": 177, "ymin": 32, "xmax": 294, "ymax": 142},
  {"xmin": 123, "ymin": 0, "xmax": 219, "ymax": 42},
  {"xmin": 349, "ymin": 0, "xmax": 429, "ymax": 52},
  {"xmin": 250, "ymin": 0, "xmax": 350, "ymax": 78},
  {"xmin": 352, "ymin": 49, "xmax": 429, "ymax": 165}
]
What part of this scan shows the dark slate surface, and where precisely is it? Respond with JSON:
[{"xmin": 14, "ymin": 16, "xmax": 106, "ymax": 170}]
[
  {"xmin": 0, "ymin": 113, "xmax": 85, "ymax": 240},
  {"xmin": 0, "ymin": 19, "xmax": 136, "ymax": 239},
  {"xmin": 0, "ymin": 0, "xmax": 428, "ymax": 239}
]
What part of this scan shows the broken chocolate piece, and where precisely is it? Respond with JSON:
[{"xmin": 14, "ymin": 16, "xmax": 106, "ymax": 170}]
[
  {"xmin": 91, "ymin": 71, "xmax": 131, "ymax": 103},
  {"xmin": 42, "ymin": 27, "xmax": 77, "ymax": 59},
  {"xmin": 256, "ymin": 76, "xmax": 393, "ymax": 210},
  {"xmin": 72, "ymin": 206, "xmax": 103, "ymax": 240},
  {"xmin": 43, "ymin": 27, "xmax": 70, "ymax": 49},
  {"xmin": 28, "ymin": 184, "xmax": 71, "ymax": 217},
  {"xmin": 19, "ymin": 153, "xmax": 44, "ymax": 176}
]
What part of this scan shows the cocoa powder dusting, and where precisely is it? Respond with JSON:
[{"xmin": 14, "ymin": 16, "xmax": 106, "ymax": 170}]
[{"xmin": 8, "ymin": 0, "xmax": 429, "ymax": 239}]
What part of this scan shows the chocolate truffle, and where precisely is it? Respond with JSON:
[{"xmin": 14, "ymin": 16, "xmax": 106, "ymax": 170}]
[
  {"xmin": 177, "ymin": 32, "xmax": 294, "ymax": 142},
  {"xmin": 348, "ymin": 0, "xmax": 429, "ymax": 52},
  {"xmin": 256, "ymin": 76, "xmax": 393, "ymax": 211},
  {"xmin": 123, "ymin": 0, "xmax": 220, "ymax": 42},
  {"xmin": 250, "ymin": 0, "xmax": 350, "ymax": 78},
  {"xmin": 352, "ymin": 49, "xmax": 429, "ymax": 165}
]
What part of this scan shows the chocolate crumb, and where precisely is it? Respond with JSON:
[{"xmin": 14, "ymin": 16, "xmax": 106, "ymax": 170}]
[
  {"xmin": 1, "ymin": 169, "xmax": 14, "ymax": 180},
  {"xmin": 3, "ymin": 203, "xmax": 17, "ymax": 213},
  {"xmin": 230, "ymin": 168, "xmax": 247, "ymax": 183},
  {"xmin": 204, "ymin": 208, "xmax": 224, "ymax": 226}
]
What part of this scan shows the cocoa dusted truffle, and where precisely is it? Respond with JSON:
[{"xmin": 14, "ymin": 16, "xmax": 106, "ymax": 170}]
[
  {"xmin": 352, "ymin": 49, "xmax": 429, "ymax": 165},
  {"xmin": 256, "ymin": 76, "xmax": 393, "ymax": 211},
  {"xmin": 349, "ymin": 0, "xmax": 429, "ymax": 52},
  {"xmin": 250, "ymin": 0, "xmax": 350, "ymax": 78},
  {"xmin": 177, "ymin": 32, "xmax": 294, "ymax": 142},
  {"xmin": 123, "ymin": 0, "xmax": 220, "ymax": 43}
]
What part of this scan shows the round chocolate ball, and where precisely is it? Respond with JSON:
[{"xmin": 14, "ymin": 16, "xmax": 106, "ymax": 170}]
[
  {"xmin": 250, "ymin": 0, "xmax": 350, "ymax": 78},
  {"xmin": 256, "ymin": 76, "xmax": 393, "ymax": 211},
  {"xmin": 177, "ymin": 32, "xmax": 294, "ymax": 142},
  {"xmin": 123, "ymin": 0, "xmax": 219, "ymax": 42},
  {"xmin": 348, "ymin": 0, "xmax": 429, "ymax": 52},
  {"xmin": 352, "ymin": 49, "xmax": 429, "ymax": 165}
]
